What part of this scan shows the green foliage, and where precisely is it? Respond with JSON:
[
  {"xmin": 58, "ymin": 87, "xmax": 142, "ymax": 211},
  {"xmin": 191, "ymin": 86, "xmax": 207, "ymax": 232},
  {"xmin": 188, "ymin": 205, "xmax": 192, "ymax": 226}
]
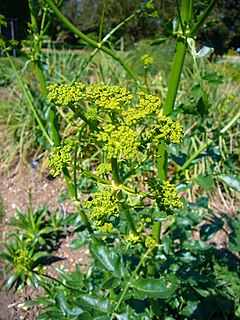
[
  {"xmin": 0, "ymin": 205, "xmax": 68, "ymax": 291},
  {"xmin": 0, "ymin": 233, "xmax": 48, "ymax": 291},
  {"xmin": 1, "ymin": 1, "xmax": 240, "ymax": 319}
]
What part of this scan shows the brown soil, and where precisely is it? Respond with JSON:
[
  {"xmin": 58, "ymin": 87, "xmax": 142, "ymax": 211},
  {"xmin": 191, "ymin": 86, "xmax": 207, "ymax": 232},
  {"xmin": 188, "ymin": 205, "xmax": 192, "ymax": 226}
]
[{"xmin": 0, "ymin": 161, "xmax": 90, "ymax": 319}]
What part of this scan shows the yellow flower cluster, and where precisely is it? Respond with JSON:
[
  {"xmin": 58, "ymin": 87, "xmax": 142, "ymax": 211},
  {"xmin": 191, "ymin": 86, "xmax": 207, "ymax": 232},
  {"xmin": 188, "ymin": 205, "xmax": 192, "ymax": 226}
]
[
  {"xmin": 97, "ymin": 124, "xmax": 140, "ymax": 160},
  {"xmin": 123, "ymin": 92, "xmax": 162, "ymax": 125},
  {"xmin": 48, "ymin": 140, "xmax": 73, "ymax": 177},
  {"xmin": 148, "ymin": 115, "xmax": 184, "ymax": 145},
  {"xmin": 148, "ymin": 179, "xmax": 183, "ymax": 213},
  {"xmin": 85, "ymin": 189, "xmax": 119, "ymax": 232},
  {"xmin": 95, "ymin": 163, "xmax": 112, "ymax": 176},
  {"xmin": 14, "ymin": 249, "xmax": 33, "ymax": 272},
  {"xmin": 47, "ymin": 82, "xmax": 86, "ymax": 106},
  {"xmin": 140, "ymin": 54, "xmax": 154, "ymax": 67},
  {"xmin": 86, "ymin": 84, "xmax": 133, "ymax": 112}
]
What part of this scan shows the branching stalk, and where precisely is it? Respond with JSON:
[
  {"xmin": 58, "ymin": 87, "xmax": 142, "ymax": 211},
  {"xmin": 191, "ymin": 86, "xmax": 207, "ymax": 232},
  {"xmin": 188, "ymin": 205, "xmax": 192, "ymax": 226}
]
[
  {"xmin": 5, "ymin": 51, "xmax": 53, "ymax": 146},
  {"xmin": 111, "ymin": 158, "xmax": 138, "ymax": 236},
  {"xmin": 110, "ymin": 248, "xmax": 151, "ymax": 319},
  {"xmin": 45, "ymin": 0, "xmax": 139, "ymax": 83}
]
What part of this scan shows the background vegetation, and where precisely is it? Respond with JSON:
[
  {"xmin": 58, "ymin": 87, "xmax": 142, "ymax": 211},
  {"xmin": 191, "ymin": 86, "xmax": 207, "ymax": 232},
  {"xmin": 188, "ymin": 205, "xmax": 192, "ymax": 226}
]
[{"xmin": 1, "ymin": 0, "xmax": 240, "ymax": 53}]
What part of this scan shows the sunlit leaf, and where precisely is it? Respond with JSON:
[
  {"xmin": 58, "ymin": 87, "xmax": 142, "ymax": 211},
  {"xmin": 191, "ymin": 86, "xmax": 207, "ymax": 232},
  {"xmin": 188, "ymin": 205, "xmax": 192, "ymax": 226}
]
[
  {"xmin": 132, "ymin": 276, "xmax": 178, "ymax": 300},
  {"xmin": 75, "ymin": 295, "xmax": 113, "ymax": 314},
  {"xmin": 89, "ymin": 243, "xmax": 126, "ymax": 278}
]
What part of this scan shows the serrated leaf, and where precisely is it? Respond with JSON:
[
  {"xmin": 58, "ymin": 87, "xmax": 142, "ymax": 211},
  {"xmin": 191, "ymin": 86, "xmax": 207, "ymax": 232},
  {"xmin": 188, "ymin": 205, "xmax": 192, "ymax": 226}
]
[
  {"xmin": 75, "ymin": 295, "xmax": 113, "ymax": 314},
  {"xmin": 217, "ymin": 174, "xmax": 240, "ymax": 192},
  {"xmin": 89, "ymin": 243, "xmax": 126, "ymax": 278},
  {"xmin": 132, "ymin": 276, "xmax": 178, "ymax": 300}
]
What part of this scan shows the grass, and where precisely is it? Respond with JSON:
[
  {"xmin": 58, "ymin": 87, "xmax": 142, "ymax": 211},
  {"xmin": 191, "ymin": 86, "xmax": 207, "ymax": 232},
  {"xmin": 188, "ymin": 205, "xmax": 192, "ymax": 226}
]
[{"xmin": 0, "ymin": 43, "xmax": 239, "ymax": 178}]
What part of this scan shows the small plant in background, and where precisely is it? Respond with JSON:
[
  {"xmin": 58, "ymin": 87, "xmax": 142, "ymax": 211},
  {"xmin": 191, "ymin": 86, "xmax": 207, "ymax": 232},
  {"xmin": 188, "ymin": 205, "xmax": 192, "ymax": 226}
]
[
  {"xmin": 0, "ymin": 201, "xmax": 71, "ymax": 291},
  {"xmin": 0, "ymin": 233, "xmax": 48, "ymax": 291}
]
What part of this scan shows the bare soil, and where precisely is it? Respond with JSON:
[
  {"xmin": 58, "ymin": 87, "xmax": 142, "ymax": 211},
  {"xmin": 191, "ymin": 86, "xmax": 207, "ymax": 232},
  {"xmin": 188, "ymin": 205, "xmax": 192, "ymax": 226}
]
[{"xmin": 0, "ymin": 161, "xmax": 90, "ymax": 319}]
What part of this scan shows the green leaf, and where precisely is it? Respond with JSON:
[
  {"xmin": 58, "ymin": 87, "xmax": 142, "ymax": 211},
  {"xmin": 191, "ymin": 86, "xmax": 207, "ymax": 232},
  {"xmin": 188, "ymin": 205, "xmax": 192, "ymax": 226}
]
[
  {"xmin": 77, "ymin": 312, "xmax": 93, "ymax": 320},
  {"xmin": 70, "ymin": 239, "xmax": 88, "ymax": 250},
  {"xmin": 196, "ymin": 93, "xmax": 210, "ymax": 115},
  {"xmin": 229, "ymin": 232, "xmax": 240, "ymax": 253},
  {"xmin": 194, "ymin": 174, "xmax": 213, "ymax": 191},
  {"xmin": 32, "ymin": 251, "xmax": 50, "ymax": 262},
  {"xmin": 56, "ymin": 291, "xmax": 83, "ymax": 317},
  {"xmin": 195, "ymin": 46, "xmax": 214, "ymax": 58},
  {"xmin": 89, "ymin": 243, "xmax": 126, "ymax": 278},
  {"xmin": 38, "ymin": 226, "xmax": 58, "ymax": 235},
  {"xmin": 102, "ymin": 277, "xmax": 121, "ymax": 290},
  {"xmin": 217, "ymin": 174, "xmax": 240, "ymax": 192},
  {"xmin": 191, "ymin": 84, "xmax": 204, "ymax": 101},
  {"xmin": 5, "ymin": 272, "xmax": 20, "ymax": 291},
  {"xmin": 202, "ymin": 72, "xmax": 223, "ymax": 84},
  {"xmin": 75, "ymin": 295, "xmax": 113, "ymax": 314},
  {"xmin": 200, "ymin": 218, "xmax": 224, "ymax": 241},
  {"xmin": 151, "ymin": 36, "xmax": 171, "ymax": 46},
  {"xmin": 0, "ymin": 251, "xmax": 14, "ymax": 263},
  {"xmin": 132, "ymin": 276, "xmax": 178, "ymax": 300}
]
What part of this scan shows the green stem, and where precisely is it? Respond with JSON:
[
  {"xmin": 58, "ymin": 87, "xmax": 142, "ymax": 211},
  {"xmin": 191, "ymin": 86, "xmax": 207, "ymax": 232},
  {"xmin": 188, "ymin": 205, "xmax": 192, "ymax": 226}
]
[
  {"xmin": 152, "ymin": 221, "xmax": 162, "ymax": 245},
  {"xmin": 28, "ymin": 0, "xmax": 61, "ymax": 146},
  {"xmin": 28, "ymin": 0, "xmax": 48, "ymax": 98},
  {"xmin": 111, "ymin": 158, "xmax": 138, "ymax": 236},
  {"xmin": 81, "ymin": 169, "xmax": 111, "ymax": 186},
  {"xmin": 99, "ymin": 0, "xmax": 108, "ymax": 42},
  {"xmin": 6, "ymin": 51, "xmax": 53, "ymax": 146},
  {"xmin": 189, "ymin": 0, "xmax": 218, "ymax": 37},
  {"xmin": 70, "ymin": 10, "xmax": 140, "ymax": 85},
  {"xmin": 62, "ymin": 167, "xmax": 94, "ymax": 234},
  {"xmin": 42, "ymin": 0, "xmax": 65, "ymax": 36},
  {"xmin": 156, "ymin": 0, "xmax": 193, "ymax": 247},
  {"xmin": 110, "ymin": 248, "xmax": 151, "ymax": 319},
  {"xmin": 178, "ymin": 110, "xmax": 240, "ymax": 173},
  {"xmin": 163, "ymin": 39, "xmax": 187, "ymax": 116},
  {"xmin": 45, "ymin": 0, "xmax": 139, "ymax": 83}
]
